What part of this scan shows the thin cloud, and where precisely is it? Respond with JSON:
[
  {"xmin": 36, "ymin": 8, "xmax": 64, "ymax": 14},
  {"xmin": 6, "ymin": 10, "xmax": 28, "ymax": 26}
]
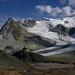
[
  {"xmin": 0, "ymin": 15, "xmax": 8, "ymax": 29},
  {"xmin": 69, "ymin": 0, "xmax": 75, "ymax": 6},
  {"xmin": 0, "ymin": 15, "xmax": 8, "ymax": 22},
  {"xmin": 60, "ymin": 0, "xmax": 67, "ymax": 4},
  {"xmin": 12, "ymin": 17, "xmax": 23, "ymax": 21},
  {"xmin": 36, "ymin": 5, "xmax": 52, "ymax": 14},
  {"xmin": 0, "ymin": 22, "xmax": 5, "ymax": 29},
  {"xmin": 36, "ymin": 5, "xmax": 75, "ymax": 17},
  {"xmin": 62, "ymin": 6, "xmax": 75, "ymax": 16},
  {"xmin": 60, "ymin": 0, "xmax": 75, "ymax": 7}
]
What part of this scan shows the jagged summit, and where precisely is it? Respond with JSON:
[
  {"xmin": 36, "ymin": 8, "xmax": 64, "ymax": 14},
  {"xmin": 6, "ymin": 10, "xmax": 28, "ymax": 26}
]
[
  {"xmin": 4, "ymin": 17, "xmax": 16, "ymax": 25},
  {"xmin": 20, "ymin": 17, "xmax": 36, "ymax": 27},
  {"xmin": 0, "ymin": 18, "xmax": 18, "ymax": 35},
  {"xmin": 8, "ymin": 17, "xmax": 14, "ymax": 20}
]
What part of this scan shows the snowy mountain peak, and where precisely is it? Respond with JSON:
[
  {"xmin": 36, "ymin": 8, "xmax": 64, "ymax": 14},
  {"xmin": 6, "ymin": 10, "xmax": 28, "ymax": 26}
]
[
  {"xmin": 0, "ymin": 18, "xmax": 17, "ymax": 35},
  {"xmin": 27, "ymin": 16, "xmax": 75, "ymax": 40}
]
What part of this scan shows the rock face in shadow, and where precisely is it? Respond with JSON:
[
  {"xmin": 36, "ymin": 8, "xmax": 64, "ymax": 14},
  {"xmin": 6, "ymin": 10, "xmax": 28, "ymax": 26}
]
[
  {"xmin": 12, "ymin": 50, "xmax": 47, "ymax": 62},
  {"xmin": 51, "ymin": 24, "xmax": 69, "ymax": 36},
  {"xmin": 48, "ymin": 24, "xmax": 75, "ymax": 36},
  {"xmin": 0, "ymin": 18, "xmax": 56, "ymax": 54},
  {"xmin": 69, "ymin": 27, "xmax": 75, "ymax": 35}
]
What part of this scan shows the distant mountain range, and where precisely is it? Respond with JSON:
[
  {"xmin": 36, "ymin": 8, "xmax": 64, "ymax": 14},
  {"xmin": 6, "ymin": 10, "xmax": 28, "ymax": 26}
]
[{"xmin": 0, "ymin": 16, "xmax": 75, "ymax": 56}]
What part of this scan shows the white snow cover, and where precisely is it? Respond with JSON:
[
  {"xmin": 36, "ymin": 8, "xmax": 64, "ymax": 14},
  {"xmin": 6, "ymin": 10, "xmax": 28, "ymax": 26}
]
[
  {"xmin": 27, "ymin": 16, "xmax": 75, "ymax": 56},
  {"xmin": 50, "ymin": 17, "xmax": 75, "ymax": 28},
  {"xmin": 28, "ymin": 20, "xmax": 58, "ymax": 40}
]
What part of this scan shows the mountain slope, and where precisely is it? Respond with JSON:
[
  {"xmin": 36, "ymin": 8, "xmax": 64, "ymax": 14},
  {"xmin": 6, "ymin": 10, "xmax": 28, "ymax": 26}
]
[
  {"xmin": 26, "ymin": 16, "xmax": 75, "ymax": 56},
  {"xmin": 0, "ymin": 18, "xmax": 55, "ymax": 54},
  {"xmin": 0, "ymin": 50, "xmax": 27, "ymax": 68}
]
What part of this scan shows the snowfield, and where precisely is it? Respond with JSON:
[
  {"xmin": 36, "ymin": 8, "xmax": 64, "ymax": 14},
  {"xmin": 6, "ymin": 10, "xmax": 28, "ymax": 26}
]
[{"xmin": 27, "ymin": 17, "xmax": 75, "ymax": 56}]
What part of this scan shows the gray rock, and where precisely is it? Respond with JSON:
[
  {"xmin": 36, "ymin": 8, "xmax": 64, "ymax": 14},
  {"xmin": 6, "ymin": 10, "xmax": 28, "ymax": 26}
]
[
  {"xmin": 49, "ymin": 24, "xmax": 69, "ymax": 36},
  {"xmin": 20, "ymin": 18, "xmax": 36, "ymax": 27},
  {"xmin": 69, "ymin": 27, "xmax": 75, "ymax": 35},
  {"xmin": 0, "ymin": 18, "xmax": 56, "ymax": 54}
]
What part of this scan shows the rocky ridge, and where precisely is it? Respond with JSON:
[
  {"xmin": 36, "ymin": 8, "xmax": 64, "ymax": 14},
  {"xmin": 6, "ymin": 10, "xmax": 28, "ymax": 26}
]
[{"xmin": 0, "ymin": 18, "xmax": 55, "ymax": 54}]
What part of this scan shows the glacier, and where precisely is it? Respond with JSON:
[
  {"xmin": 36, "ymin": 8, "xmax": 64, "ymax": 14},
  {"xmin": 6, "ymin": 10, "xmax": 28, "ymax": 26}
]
[{"xmin": 26, "ymin": 17, "xmax": 75, "ymax": 56}]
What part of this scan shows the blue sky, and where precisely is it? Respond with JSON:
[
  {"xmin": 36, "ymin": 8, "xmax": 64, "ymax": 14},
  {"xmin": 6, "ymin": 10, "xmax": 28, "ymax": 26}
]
[
  {"xmin": 0, "ymin": 0, "xmax": 75, "ymax": 26},
  {"xmin": 0, "ymin": 0, "xmax": 64, "ymax": 19}
]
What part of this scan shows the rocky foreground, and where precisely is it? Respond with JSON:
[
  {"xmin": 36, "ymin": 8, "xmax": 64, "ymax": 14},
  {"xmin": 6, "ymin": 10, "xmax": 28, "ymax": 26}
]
[{"xmin": 0, "ymin": 49, "xmax": 74, "ymax": 75}]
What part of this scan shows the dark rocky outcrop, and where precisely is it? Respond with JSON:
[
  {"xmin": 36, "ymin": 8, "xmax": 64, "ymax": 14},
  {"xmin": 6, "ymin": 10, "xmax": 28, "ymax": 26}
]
[
  {"xmin": 69, "ymin": 27, "xmax": 75, "ymax": 35},
  {"xmin": 20, "ymin": 18, "xmax": 36, "ymax": 27},
  {"xmin": 48, "ymin": 23, "xmax": 75, "ymax": 36},
  {"xmin": 47, "ymin": 23, "xmax": 54, "ymax": 31},
  {"xmin": 0, "ymin": 18, "xmax": 16, "ymax": 35},
  {"xmin": 12, "ymin": 50, "xmax": 47, "ymax": 62},
  {"xmin": 50, "ymin": 24, "xmax": 69, "ymax": 36}
]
